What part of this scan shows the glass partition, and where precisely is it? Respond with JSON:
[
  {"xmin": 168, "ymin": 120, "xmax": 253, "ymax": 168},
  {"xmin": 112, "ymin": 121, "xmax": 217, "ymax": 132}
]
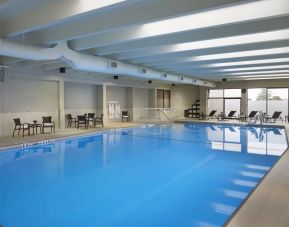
[
  {"xmin": 267, "ymin": 88, "xmax": 288, "ymax": 118},
  {"xmin": 248, "ymin": 88, "xmax": 266, "ymax": 114}
]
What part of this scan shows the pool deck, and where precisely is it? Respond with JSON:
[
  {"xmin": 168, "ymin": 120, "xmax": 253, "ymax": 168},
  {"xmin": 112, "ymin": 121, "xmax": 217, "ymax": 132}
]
[
  {"xmin": 1, "ymin": 119, "xmax": 289, "ymax": 226},
  {"xmin": 0, "ymin": 122, "xmax": 141, "ymax": 150}
]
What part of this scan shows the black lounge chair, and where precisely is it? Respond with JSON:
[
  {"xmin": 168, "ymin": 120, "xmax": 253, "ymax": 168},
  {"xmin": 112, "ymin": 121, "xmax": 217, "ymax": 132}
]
[
  {"xmin": 247, "ymin": 111, "xmax": 258, "ymax": 120},
  {"xmin": 266, "ymin": 111, "xmax": 282, "ymax": 123},
  {"xmin": 94, "ymin": 114, "xmax": 104, "ymax": 128},
  {"xmin": 217, "ymin": 111, "xmax": 237, "ymax": 121},
  {"xmin": 207, "ymin": 110, "xmax": 217, "ymax": 119},
  {"xmin": 13, "ymin": 118, "xmax": 30, "ymax": 137},
  {"xmin": 67, "ymin": 114, "xmax": 77, "ymax": 128},
  {"xmin": 77, "ymin": 115, "xmax": 88, "ymax": 129},
  {"xmin": 121, "ymin": 111, "xmax": 130, "ymax": 122},
  {"xmin": 42, "ymin": 116, "xmax": 55, "ymax": 133}
]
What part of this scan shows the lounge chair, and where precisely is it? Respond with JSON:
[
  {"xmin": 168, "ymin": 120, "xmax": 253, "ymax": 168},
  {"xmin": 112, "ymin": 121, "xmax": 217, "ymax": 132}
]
[
  {"xmin": 77, "ymin": 115, "xmax": 88, "ymax": 129},
  {"xmin": 42, "ymin": 116, "xmax": 55, "ymax": 133},
  {"xmin": 207, "ymin": 110, "xmax": 217, "ymax": 119},
  {"xmin": 94, "ymin": 114, "xmax": 104, "ymax": 128},
  {"xmin": 246, "ymin": 111, "xmax": 258, "ymax": 121},
  {"xmin": 13, "ymin": 118, "xmax": 30, "ymax": 137},
  {"xmin": 67, "ymin": 114, "xmax": 77, "ymax": 128},
  {"xmin": 121, "ymin": 111, "xmax": 130, "ymax": 122},
  {"xmin": 217, "ymin": 111, "xmax": 237, "ymax": 121},
  {"xmin": 266, "ymin": 111, "xmax": 282, "ymax": 123}
]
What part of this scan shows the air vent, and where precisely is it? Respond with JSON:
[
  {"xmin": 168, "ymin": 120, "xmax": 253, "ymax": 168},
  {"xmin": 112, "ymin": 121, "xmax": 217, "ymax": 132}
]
[
  {"xmin": 113, "ymin": 75, "xmax": 118, "ymax": 80},
  {"xmin": 140, "ymin": 67, "xmax": 147, "ymax": 73},
  {"xmin": 148, "ymin": 80, "xmax": 152, "ymax": 84},
  {"xmin": 59, "ymin": 67, "xmax": 66, "ymax": 73},
  {"xmin": 110, "ymin": 61, "xmax": 118, "ymax": 69}
]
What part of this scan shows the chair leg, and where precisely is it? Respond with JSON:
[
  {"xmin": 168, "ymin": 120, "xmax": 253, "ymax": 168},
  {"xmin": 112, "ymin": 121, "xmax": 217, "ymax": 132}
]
[{"xmin": 13, "ymin": 129, "xmax": 16, "ymax": 137}]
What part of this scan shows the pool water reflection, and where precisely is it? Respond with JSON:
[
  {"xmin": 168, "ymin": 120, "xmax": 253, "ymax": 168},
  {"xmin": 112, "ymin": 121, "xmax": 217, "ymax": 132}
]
[{"xmin": 0, "ymin": 123, "xmax": 287, "ymax": 227}]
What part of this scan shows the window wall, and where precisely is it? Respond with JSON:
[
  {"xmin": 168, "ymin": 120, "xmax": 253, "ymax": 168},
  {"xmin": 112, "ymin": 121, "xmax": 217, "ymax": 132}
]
[
  {"xmin": 248, "ymin": 88, "xmax": 288, "ymax": 117},
  {"xmin": 207, "ymin": 89, "xmax": 241, "ymax": 115}
]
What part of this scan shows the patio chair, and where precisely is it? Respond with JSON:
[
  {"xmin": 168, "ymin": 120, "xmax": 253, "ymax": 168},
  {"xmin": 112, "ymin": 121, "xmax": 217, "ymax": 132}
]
[
  {"xmin": 121, "ymin": 111, "xmax": 130, "ymax": 122},
  {"xmin": 77, "ymin": 115, "xmax": 88, "ymax": 129},
  {"xmin": 207, "ymin": 110, "xmax": 217, "ymax": 119},
  {"xmin": 87, "ymin": 113, "xmax": 95, "ymax": 126},
  {"xmin": 13, "ymin": 118, "xmax": 30, "ymax": 137},
  {"xmin": 266, "ymin": 111, "xmax": 282, "ymax": 123},
  {"xmin": 67, "ymin": 114, "xmax": 77, "ymax": 128},
  {"xmin": 42, "ymin": 116, "xmax": 55, "ymax": 133},
  {"xmin": 94, "ymin": 114, "xmax": 104, "ymax": 128}
]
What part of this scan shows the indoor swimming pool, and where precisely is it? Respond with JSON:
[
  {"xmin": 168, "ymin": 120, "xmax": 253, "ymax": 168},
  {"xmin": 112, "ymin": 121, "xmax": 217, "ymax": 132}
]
[{"xmin": 0, "ymin": 123, "xmax": 287, "ymax": 227}]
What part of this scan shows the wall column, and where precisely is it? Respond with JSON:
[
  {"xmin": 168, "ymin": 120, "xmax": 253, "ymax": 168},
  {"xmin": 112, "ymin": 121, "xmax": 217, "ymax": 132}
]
[
  {"xmin": 241, "ymin": 89, "xmax": 248, "ymax": 115},
  {"xmin": 199, "ymin": 87, "xmax": 208, "ymax": 114},
  {"xmin": 58, "ymin": 80, "xmax": 65, "ymax": 129},
  {"xmin": 102, "ymin": 84, "xmax": 108, "ymax": 124}
]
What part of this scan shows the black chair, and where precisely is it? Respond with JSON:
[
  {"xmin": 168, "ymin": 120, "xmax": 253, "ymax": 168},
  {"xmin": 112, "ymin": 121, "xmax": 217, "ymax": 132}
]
[
  {"xmin": 77, "ymin": 115, "xmax": 88, "ymax": 129},
  {"xmin": 247, "ymin": 111, "xmax": 258, "ymax": 120},
  {"xmin": 13, "ymin": 118, "xmax": 30, "ymax": 137},
  {"xmin": 87, "ymin": 113, "xmax": 95, "ymax": 126},
  {"xmin": 42, "ymin": 116, "xmax": 55, "ymax": 133},
  {"xmin": 67, "ymin": 114, "xmax": 77, "ymax": 128},
  {"xmin": 267, "ymin": 111, "xmax": 282, "ymax": 123},
  {"xmin": 94, "ymin": 114, "xmax": 104, "ymax": 128},
  {"xmin": 207, "ymin": 110, "xmax": 217, "ymax": 119},
  {"xmin": 121, "ymin": 111, "xmax": 130, "ymax": 122}
]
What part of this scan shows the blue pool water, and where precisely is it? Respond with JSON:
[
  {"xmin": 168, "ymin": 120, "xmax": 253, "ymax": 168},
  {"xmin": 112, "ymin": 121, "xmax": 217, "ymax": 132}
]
[{"xmin": 0, "ymin": 123, "xmax": 287, "ymax": 227}]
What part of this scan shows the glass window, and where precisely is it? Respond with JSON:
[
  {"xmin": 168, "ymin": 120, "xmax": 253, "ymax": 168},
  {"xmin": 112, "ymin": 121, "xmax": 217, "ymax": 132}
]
[
  {"xmin": 224, "ymin": 89, "xmax": 241, "ymax": 98},
  {"xmin": 225, "ymin": 99, "xmax": 240, "ymax": 115},
  {"xmin": 157, "ymin": 89, "xmax": 171, "ymax": 108},
  {"xmin": 208, "ymin": 98, "xmax": 223, "ymax": 115},
  {"xmin": 248, "ymin": 88, "xmax": 266, "ymax": 114},
  {"xmin": 267, "ymin": 88, "xmax": 288, "ymax": 118},
  {"xmin": 208, "ymin": 89, "xmax": 223, "ymax": 98}
]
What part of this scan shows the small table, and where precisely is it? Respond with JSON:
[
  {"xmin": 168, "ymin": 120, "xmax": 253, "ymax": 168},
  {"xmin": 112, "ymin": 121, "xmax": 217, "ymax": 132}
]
[
  {"xmin": 29, "ymin": 122, "xmax": 42, "ymax": 135},
  {"xmin": 239, "ymin": 115, "xmax": 247, "ymax": 122}
]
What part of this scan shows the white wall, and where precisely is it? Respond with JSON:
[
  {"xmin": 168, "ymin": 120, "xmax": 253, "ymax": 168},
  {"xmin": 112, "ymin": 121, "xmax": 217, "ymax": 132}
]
[
  {"xmin": 64, "ymin": 82, "xmax": 103, "ymax": 115},
  {"xmin": 1, "ymin": 76, "xmax": 59, "ymax": 136},
  {"xmin": 171, "ymin": 84, "xmax": 200, "ymax": 118}
]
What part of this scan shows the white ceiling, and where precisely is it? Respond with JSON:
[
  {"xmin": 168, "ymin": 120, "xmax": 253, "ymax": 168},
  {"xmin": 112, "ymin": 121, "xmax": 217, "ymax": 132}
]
[{"xmin": 1, "ymin": 0, "xmax": 289, "ymax": 81}]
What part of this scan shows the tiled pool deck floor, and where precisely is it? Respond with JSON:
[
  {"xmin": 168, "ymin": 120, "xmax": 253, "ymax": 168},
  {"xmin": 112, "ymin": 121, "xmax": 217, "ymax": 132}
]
[{"xmin": 1, "ymin": 119, "xmax": 289, "ymax": 227}]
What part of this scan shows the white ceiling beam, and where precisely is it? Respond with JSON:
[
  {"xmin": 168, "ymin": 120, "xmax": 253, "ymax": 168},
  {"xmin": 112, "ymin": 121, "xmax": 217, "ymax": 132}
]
[
  {"xmin": 113, "ymin": 30, "xmax": 289, "ymax": 60},
  {"xmin": 127, "ymin": 40, "xmax": 289, "ymax": 64},
  {"xmin": 93, "ymin": 16, "xmax": 289, "ymax": 56},
  {"xmin": 148, "ymin": 54, "xmax": 289, "ymax": 74},
  {"xmin": 19, "ymin": 0, "xmax": 244, "ymax": 45},
  {"xmin": 1, "ymin": 0, "xmax": 132, "ymax": 37},
  {"xmin": 70, "ymin": 0, "xmax": 289, "ymax": 51}
]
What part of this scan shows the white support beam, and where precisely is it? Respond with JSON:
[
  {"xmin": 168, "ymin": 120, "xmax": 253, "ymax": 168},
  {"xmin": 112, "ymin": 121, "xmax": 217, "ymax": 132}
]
[
  {"xmin": 1, "ymin": 0, "xmax": 131, "ymax": 37},
  {"xmin": 16, "ymin": 0, "xmax": 244, "ymax": 45},
  {"xmin": 127, "ymin": 40, "xmax": 289, "ymax": 65},
  {"xmin": 70, "ymin": 0, "xmax": 289, "ymax": 50},
  {"xmin": 93, "ymin": 16, "xmax": 289, "ymax": 56},
  {"xmin": 113, "ymin": 31, "xmax": 289, "ymax": 60}
]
